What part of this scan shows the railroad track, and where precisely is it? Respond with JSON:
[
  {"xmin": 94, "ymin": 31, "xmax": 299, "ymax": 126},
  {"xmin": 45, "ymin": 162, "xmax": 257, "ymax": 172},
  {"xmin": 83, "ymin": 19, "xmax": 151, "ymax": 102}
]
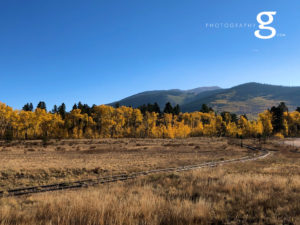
[{"xmin": 0, "ymin": 144, "xmax": 270, "ymax": 198}]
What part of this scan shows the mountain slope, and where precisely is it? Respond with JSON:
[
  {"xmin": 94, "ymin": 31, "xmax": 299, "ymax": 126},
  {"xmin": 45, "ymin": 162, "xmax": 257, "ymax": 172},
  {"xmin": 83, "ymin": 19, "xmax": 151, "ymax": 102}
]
[
  {"xmin": 109, "ymin": 83, "xmax": 300, "ymax": 117},
  {"xmin": 181, "ymin": 83, "xmax": 300, "ymax": 116},
  {"xmin": 109, "ymin": 86, "xmax": 221, "ymax": 108}
]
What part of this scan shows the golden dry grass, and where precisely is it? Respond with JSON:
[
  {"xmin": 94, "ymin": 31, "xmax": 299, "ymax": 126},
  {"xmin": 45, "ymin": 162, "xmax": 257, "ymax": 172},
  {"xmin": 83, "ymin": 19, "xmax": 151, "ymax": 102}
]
[
  {"xmin": 0, "ymin": 138, "xmax": 246, "ymax": 190},
  {"xmin": 0, "ymin": 138, "xmax": 299, "ymax": 225}
]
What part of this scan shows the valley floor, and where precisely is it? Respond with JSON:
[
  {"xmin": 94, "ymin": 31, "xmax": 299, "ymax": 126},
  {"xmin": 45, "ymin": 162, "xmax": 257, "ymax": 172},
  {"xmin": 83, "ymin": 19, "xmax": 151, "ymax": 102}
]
[{"xmin": 0, "ymin": 138, "xmax": 299, "ymax": 225}]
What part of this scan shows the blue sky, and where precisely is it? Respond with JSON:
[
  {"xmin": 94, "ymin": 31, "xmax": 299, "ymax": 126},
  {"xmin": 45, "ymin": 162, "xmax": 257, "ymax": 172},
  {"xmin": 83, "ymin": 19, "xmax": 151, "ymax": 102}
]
[{"xmin": 0, "ymin": 0, "xmax": 299, "ymax": 110}]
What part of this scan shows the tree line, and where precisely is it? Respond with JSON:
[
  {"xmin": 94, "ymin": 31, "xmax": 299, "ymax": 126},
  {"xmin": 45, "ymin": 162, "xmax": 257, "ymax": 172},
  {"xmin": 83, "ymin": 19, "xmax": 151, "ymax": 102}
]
[{"xmin": 1, "ymin": 100, "xmax": 300, "ymax": 140}]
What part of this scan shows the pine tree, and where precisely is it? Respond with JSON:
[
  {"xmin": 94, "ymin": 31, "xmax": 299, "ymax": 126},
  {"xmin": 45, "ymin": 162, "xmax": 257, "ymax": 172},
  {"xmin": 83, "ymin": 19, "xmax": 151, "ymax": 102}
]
[
  {"xmin": 37, "ymin": 101, "xmax": 47, "ymax": 111},
  {"xmin": 138, "ymin": 104, "xmax": 147, "ymax": 115},
  {"xmin": 78, "ymin": 102, "xmax": 83, "ymax": 110},
  {"xmin": 270, "ymin": 102, "xmax": 288, "ymax": 134},
  {"xmin": 23, "ymin": 103, "xmax": 33, "ymax": 111},
  {"xmin": 52, "ymin": 105, "xmax": 58, "ymax": 114},
  {"xmin": 58, "ymin": 103, "xmax": 66, "ymax": 119},
  {"xmin": 200, "ymin": 104, "xmax": 213, "ymax": 113},
  {"xmin": 153, "ymin": 102, "xmax": 161, "ymax": 114},
  {"xmin": 163, "ymin": 102, "xmax": 173, "ymax": 114},
  {"xmin": 72, "ymin": 104, "xmax": 78, "ymax": 110},
  {"xmin": 173, "ymin": 104, "xmax": 181, "ymax": 115}
]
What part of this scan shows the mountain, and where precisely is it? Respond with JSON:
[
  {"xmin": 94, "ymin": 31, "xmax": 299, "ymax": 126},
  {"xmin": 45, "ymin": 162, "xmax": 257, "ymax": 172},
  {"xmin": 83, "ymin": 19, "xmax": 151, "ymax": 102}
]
[
  {"xmin": 109, "ymin": 86, "xmax": 222, "ymax": 109},
  {"xmin": 181, "ymin": 83, "xmax": 300, "ymax": 117},
  {"xmin": 184, "ymin": 86, "xmax": 222, "ymax": 95},
  {"xmin": 109, "ymin": 83, "xmax": 300, "ymax": 118}
]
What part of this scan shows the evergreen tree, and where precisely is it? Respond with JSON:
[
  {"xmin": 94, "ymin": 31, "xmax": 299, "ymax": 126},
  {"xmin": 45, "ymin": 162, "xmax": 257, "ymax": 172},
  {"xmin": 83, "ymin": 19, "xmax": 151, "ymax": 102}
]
[
  {"xmin": 153, "ymin": 102, "xmax": 161, "ymax": 114},
  {"xmin": 72, "ymin": 102, "xmax": 93, "ymax": 116},
  {"xmin": 37, "ymin": 101, "xmax": 47, "ymax": 111},
  {"xmin": 163, "ymin": 102, "xmax": 173, "ymax": 114},
  {"xmin": 72, "ymin": 104, "xmax": 78, "ymax": 110},
  {"xmin": 200, "ymin": 104, "xmax": 213, "ymax": 113},
  {"xmin": 231, "ymin": 113, "xmax": 238, "ymax": 123},
  {"xmin": 138, "ymin": 104, "xmax": 147, "ymax": 114},
  {"xmin": 52, "ymin": 105, "xmax": 58, "ymax": 114},
  {"xmin": 23, "ymin": 103, "xmax": 33, "ymax": 111},
  {"xmin": 90, "ymin": 104, "xmax": 96, "ymax": 115},
  {"xmin": 147, "ymin": 103, "xmax": 154, "ymax": 113},
  {"xmin": 270, "ymin": 102, "xmax": 288, "ymax": 133},
  {"xmin": 138, "ymin": 103, "xmax": 161, "ymax": 115},
  {"xmin": 173, "ymin": 104, "xmax": 181, "ymax": 115},
  {"xmin": 221, "ymin": 111, "xmax": 238, "ymax": 123},
  {"xmin": 81, "ymin": 104, "xmax": 91, "ymax": 115},
  {"xmin": 78, "ymin": 102, "xmax": 83, "ymax": 110},
  {"xmin": 58, "ymin": 103, "xmax": 66, "ymax": 119},
  {"xmin": 296, "ymin": 107, "xmax": 300, "ymax": 113}
]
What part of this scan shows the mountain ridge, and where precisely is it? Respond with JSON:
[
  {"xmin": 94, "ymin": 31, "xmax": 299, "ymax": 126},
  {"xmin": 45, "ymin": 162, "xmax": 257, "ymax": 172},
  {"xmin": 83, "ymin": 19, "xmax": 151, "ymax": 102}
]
[
  {"xmin": 109, "ymin": 86, "xmax": 222, "ymax": 109},
  {"xmin": 109, "ymin": 82, "xmax": 300, "ymax": 117}
]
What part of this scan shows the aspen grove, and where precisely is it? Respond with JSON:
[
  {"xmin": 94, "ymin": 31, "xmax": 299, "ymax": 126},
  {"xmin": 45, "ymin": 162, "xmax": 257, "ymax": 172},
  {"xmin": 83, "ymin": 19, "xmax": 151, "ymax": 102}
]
[{"xmin": 0, "ymin": 101, "xmax": 299, "ymax": 140}]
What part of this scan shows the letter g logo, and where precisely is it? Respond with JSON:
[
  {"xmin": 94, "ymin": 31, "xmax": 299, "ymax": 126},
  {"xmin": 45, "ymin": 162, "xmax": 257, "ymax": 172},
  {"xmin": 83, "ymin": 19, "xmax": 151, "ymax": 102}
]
[{"xmin": 255, "ymin": 11, "xmax": 277, "ymax": 39}]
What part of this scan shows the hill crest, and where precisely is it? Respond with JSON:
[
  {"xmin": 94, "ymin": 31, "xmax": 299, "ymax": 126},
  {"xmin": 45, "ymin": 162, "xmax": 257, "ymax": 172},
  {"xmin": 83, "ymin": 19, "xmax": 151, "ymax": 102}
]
[{"xmin": 109, "ymin": 83, "xmax": 300, "ymax": 117}]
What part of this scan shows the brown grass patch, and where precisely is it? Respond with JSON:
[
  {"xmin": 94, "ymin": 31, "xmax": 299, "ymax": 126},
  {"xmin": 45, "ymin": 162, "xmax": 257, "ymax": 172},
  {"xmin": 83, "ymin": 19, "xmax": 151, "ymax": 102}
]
[{"xmin": 0, "ymin": 138, "xmax": 299, "ymax": 224}]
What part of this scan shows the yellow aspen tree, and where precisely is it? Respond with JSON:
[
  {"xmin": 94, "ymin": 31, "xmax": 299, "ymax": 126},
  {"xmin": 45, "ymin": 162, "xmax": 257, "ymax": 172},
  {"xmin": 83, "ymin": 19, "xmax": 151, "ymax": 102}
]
[
  {"xmin": 143, "ymin": 112, "xmax": 158, "ymax": 138},
  {"xmin": 174, "ymin": 120, "xmax": 191, "ymax": 138},
  {"xmin": 258, "ymin": 110, "xmax": 273, "ymax": 137},
  {"xmin": 18, "ymin": 110, "xmax": 35, "ymax": 139},
  {"xmin": 286, "ymin": 111, "xmax": 300, "ymax": 136},
  {"xmin": 0, "ymin": 102, "xmax": 14, "ymax": 138},
  {"xmin": 225, "ymin": 122, "xmax": 239, "ymax": 137},
  {"xmin": 131, "ymin": 108, "xmax": 143, "ymax": 137},
  {"xmin": 111, "ymin": 108, "xmax": 125, "ymax": 137},
  {"xmin": 34, "ymin": 108, "xmax": 63, "ymax": 139},
  {"xmin": 283, "ymin": 112, "xmax": 289, "ymax": 137},
  {"xmin": 92, "ymin": 105, "xmax": 115, "ymax": 138},
  {"xmin": 238, "ymin": 116, "xmax": 251, "ymax": 137}
]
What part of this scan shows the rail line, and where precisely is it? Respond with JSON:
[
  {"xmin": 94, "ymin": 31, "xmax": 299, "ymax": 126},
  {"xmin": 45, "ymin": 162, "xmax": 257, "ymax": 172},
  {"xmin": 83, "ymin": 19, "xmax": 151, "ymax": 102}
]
[{"xmin": 0, "ymin": 144, "xmax": 270, "ymax": 198}]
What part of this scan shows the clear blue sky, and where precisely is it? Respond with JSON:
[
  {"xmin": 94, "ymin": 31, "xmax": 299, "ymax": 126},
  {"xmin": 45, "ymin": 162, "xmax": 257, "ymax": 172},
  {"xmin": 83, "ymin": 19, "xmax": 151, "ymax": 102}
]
[{"xmin": 0, "ymin": 0, "xmax": 299, "ymax": 110}]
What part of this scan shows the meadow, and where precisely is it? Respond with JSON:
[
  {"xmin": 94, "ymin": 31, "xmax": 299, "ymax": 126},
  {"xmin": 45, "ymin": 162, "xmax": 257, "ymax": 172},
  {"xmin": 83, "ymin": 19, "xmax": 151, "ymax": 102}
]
[{"xmin": 0, "ymin": 138, "xmax": 299, "ymax": 225}]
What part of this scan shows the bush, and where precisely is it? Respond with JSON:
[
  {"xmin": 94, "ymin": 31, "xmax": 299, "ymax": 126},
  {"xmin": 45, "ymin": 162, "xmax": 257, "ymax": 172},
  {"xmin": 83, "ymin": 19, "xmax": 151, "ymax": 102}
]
[{"xmin": 274, "ymin": 133, "xmax": 284, "ymax": 139}]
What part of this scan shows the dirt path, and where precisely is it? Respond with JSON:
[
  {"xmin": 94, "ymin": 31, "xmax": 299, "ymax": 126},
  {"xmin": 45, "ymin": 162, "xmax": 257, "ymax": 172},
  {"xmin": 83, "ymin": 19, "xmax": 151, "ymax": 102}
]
[{"xmin": 284, "ymin": 138, "xmax": 300, "ymax": 147}]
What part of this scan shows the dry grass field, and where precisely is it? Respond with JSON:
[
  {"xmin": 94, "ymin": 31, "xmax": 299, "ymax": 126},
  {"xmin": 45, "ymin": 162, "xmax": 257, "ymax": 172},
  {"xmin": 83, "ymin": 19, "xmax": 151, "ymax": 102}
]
[
  {"xmin": 0, "ymin": 138, "xmax": 246, "ymax": 191},
  {"xmin": 0, "ymin": 138, "xmax": 299, "ymax": 225}
]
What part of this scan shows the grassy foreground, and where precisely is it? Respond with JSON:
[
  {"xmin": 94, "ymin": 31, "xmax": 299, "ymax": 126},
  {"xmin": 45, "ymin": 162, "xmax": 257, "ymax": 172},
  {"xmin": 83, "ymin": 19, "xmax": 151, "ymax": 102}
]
[
  {"xmin": 0, "ymin": 138, "xmax": 299, "ymax": 225},
  {"xmin": 0, "ymin": 138, "xmax": 245, "ymax": 190}
]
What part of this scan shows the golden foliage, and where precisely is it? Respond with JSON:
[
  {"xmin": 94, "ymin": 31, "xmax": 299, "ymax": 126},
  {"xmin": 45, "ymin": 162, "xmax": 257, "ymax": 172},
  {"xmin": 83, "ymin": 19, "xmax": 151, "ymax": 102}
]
[{"xmin": 1, "ymin": 102, "xmax": 300, "ymax": 139}]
